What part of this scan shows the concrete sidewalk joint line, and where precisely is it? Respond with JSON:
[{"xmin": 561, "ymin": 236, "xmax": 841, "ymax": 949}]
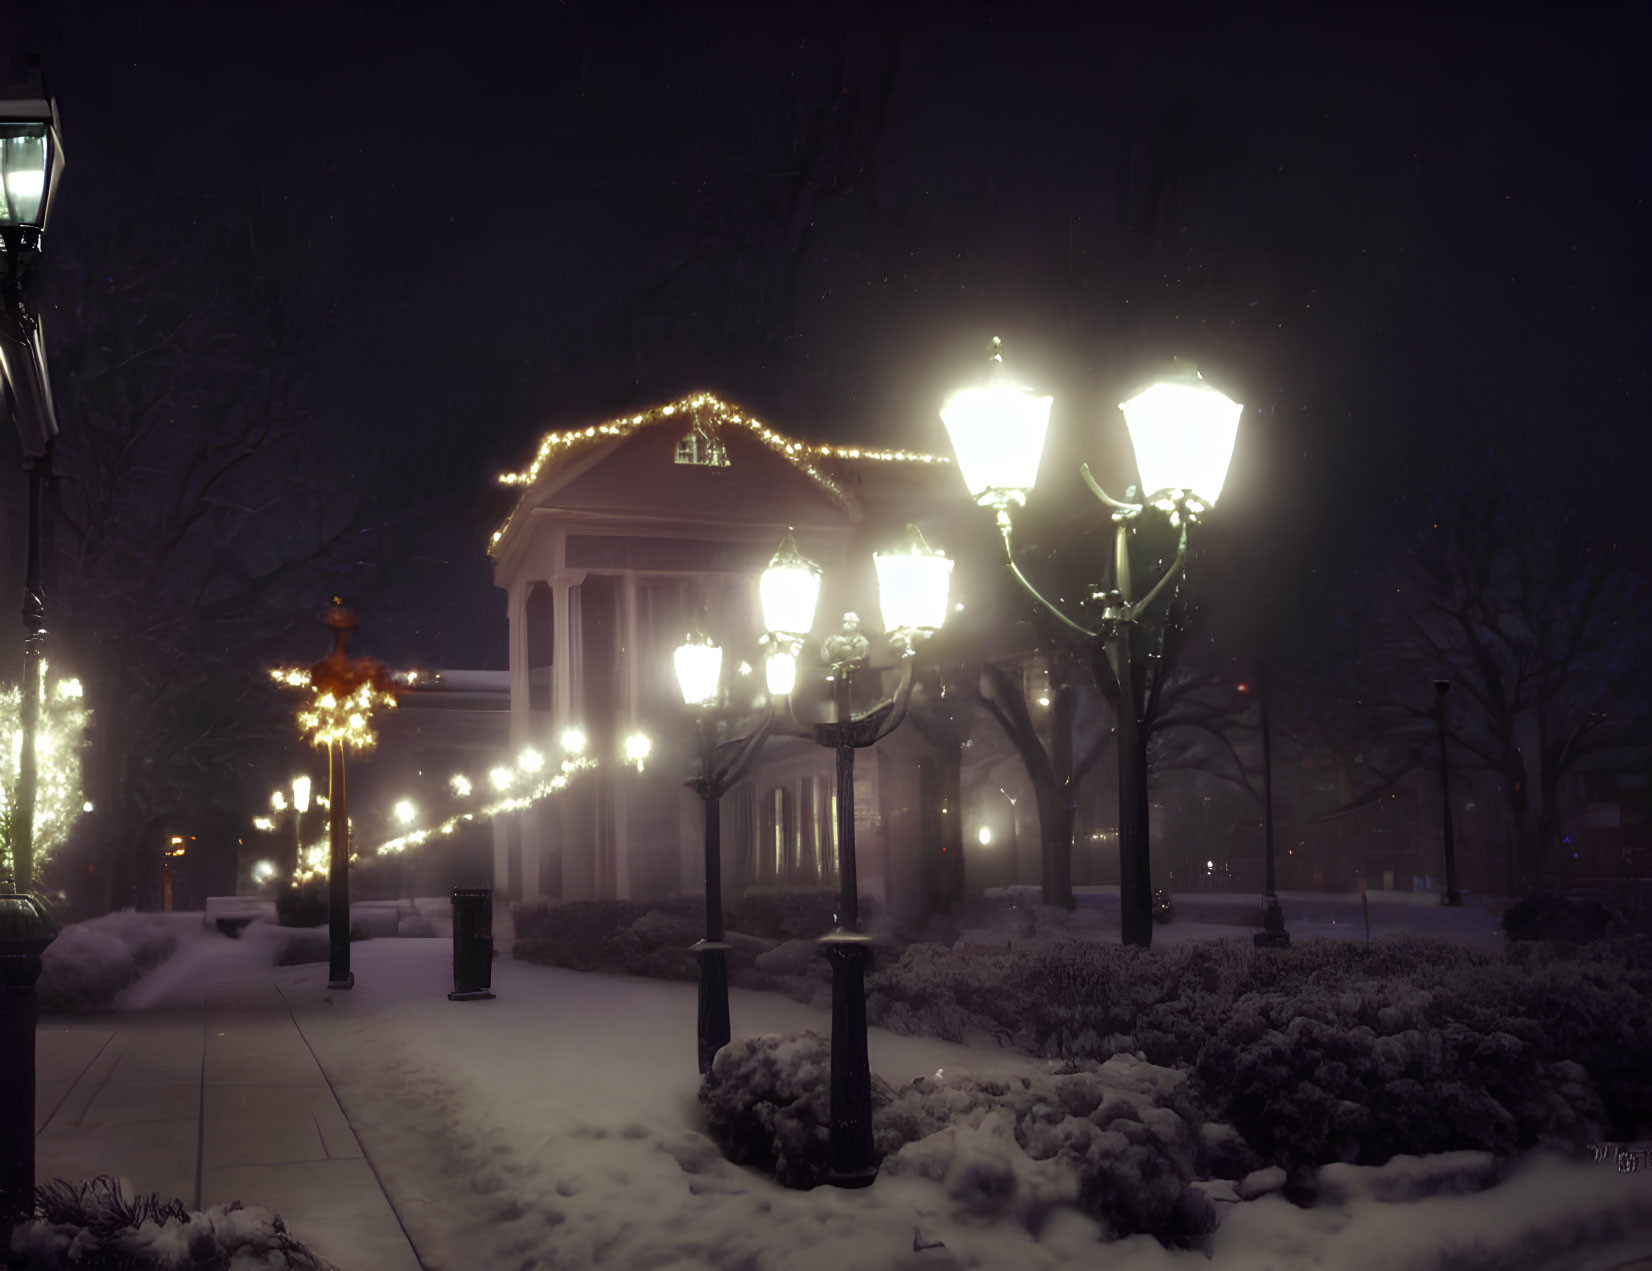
[
  {"xmin": 195, "ymin": 1012, "xmax": 208, "ymax": 1210},
  {"xmin": 276, "ymin": 978, "xmax": 431, "ymax": 1271}
]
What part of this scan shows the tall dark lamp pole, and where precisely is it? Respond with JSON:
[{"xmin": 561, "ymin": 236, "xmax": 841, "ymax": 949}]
[
  {"xmin": 281, "ymin": 602, "xmax": 398, "ymax": 989},
  {"xmin": 0, "ymin": 81, "xmax": 64, "ymax": 1229},
  {"xmin": 1434, "ymin": 679, "xmax": 1462, "ymax": 906},
  {"xmin": 761, "ymin": 527, "xmax": 953, "ymax": 1189},
  {"xmin": 942, "ymin": 341, "xmax": 1242, "ymax": 949},
  {"xmin": 1251, "ymin": 667, "xmax": 1289, "ymax": 946},
  {"xmin": 674, "ymin": 632, "xmax": 775, "ymax": 1074},
  {"xmin": 1, "ymin": 84, "xmax": 65, "ymax": 898}
]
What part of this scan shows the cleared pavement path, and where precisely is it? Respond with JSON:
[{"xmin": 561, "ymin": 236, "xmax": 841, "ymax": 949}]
[{"xmin": 36, "ymin": 973, "xmax": 424, "ymax": 1271}]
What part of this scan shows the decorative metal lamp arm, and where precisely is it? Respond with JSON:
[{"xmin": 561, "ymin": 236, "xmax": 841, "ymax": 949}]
[
  {"xmin": 1123, "ymin": 523, "xmax": 1191, "ymax": 622},
  {"xmin": 1080, "ymin": 463, "xmax": 1140, "ymax": 513},
  {"xmin": 995, "ymin": 510, "xmax": 1103, "ymax": 641},
  {"xmin": 865, "ymin": 651, "xmax": 919, "ymax": 745},
  {"xmin": 710, "ymin": 699, "xmax": 777, "ymax": 792}
]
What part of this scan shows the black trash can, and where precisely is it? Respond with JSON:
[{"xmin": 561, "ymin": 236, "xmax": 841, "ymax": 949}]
[{"xmin": 449, "ymin": 888, "xmax": 496, "ymax": 1001}]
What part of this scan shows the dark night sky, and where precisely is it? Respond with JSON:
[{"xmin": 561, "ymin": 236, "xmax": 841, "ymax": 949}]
[{"xmin": 3, "ymin": 0, "xmax": 1650, "ymax": 671}]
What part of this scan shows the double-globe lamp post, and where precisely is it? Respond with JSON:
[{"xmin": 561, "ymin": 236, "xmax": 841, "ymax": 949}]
[
  {"xmin": 760, "ymin": 527, "xmax": 954, "ymax": 1187},
  {"xmin": 941, "ymin": 341, "xmax": 1241, "ymax": 949},
  {"xmin": 673, "ymin": 630, "xmax": 776, "ymax": 1075},
  {"xmin": 0, "ymin": 81, "xmax": 64, "ymax": 1228}
]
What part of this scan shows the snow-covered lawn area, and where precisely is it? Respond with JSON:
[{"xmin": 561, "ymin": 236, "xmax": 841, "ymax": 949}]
[{"xmin": 273, "ymin": 939, "xmax": 1652, "ymax": 1271}]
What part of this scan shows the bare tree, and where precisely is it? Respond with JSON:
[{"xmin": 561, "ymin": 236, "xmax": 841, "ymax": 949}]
[{"xmin": 1363, "ymin": 482, "xmax": 1649, "ymax": 885}]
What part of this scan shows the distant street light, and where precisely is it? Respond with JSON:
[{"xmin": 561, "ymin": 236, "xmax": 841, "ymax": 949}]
[
  {"xmin": 673, "ymin": 629, "xmax": 775, "ymax": 1074},
  {"xmin": 763, "ymin": 526, "xmax": 952, "ymax": 1188},
  {"xmin": 943, "ymin": 339, "xmax": 1240, "ymax": 948},
  {"xmin": 1434, "ymin": 680, "xmax": 1462, "ymax": 906},
  {"xmin": 0, "ymin": 81, "xmax": 65, "ymax": 898}
]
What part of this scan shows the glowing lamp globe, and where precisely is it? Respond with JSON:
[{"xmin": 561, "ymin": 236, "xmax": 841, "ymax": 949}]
[
  {"xmin": 874, "ymin": 535, "xmax": 954, "ymax": 638},
  {"xmin": 760, "ymin": 529, "xmax": 822, "ymax": 641},
  {"xmin": 674, "ymin": 636, "xmax": 723, "ymax": 708},
  {"xmin": 940, "ymin": 347, "xmax": 1054, "ymax": 507},
  {"xmin": 1118, "ymin": 369, "xmax": 1242, "ymax": 506},
  {"xmin": 0, "ymin": 92, "xmax": 63, "ymax": 230},
  {"xmin": 291, "ymin": 775, "xmax": 311, "ymax": 813},
  {"xmin": 765, "ymin": 651, "xmax": 797, "ymax": 697}
]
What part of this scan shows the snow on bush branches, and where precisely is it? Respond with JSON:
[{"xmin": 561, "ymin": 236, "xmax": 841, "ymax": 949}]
[
  {"xmin": 38, "ymin": 912, "xmax": 178, "ymax": 1014},
  {"xmin": 12, "ymin": 1176, "xmax": 338, "ymax": 1270},
  {"xmin": 700, "ymin": 1032, "xmax": 1220, "ymax": 1248},
  {"xmin": 862, "ymin": 934, "xmax": 1650, "ymax": 1178}
]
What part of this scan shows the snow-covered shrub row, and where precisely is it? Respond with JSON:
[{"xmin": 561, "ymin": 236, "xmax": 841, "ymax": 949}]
[
  {"xmin": 863, "ymin": 935, "xmax": 1652, "ymax": 1175},
  {"xmin": 13, "ymin": 1175, "xmax": 338, "ymax": 1270},
  {"xmin": 700, "ymin": 1033, "xmax": 1220, "ymax": 1247},
  {"xmin": 728, "ymin": 890, "xmax": 842, "ymax": 939},
  {"xmin": 513, "ymin": 898, "xmax": 707, "ymax": 979},
  {"xmin": 38, "ymin": 912, "xmax": 177, "ymax": 1014}
]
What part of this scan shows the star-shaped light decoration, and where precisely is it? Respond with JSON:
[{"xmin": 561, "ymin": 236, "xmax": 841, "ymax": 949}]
[{"xmin": 270, "ymin": 600, "xmax": 399, "ymax": 750}]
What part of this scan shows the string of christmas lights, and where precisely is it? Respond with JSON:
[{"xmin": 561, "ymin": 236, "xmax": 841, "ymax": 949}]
[{"xmin": 489, "ymin": 390, "xmax": 950, "ymax": 554}]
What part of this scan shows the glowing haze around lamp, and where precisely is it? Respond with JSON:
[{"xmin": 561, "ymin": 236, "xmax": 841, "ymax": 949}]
[
  {"xmin": 1118, "ymin": 367, "xmax": 1243, "ymax": 506},
  {"xmin": 760, "ymin": 529, "xmax": 822, "ymax": 643},
  {"xmin": 874, "ymin": 530, "xmax": 954, "ymax": 640},
  {"xmin": 940, "ymin": 339, "xmax": 1053, "ymax": 510},
  {"xmin": 674, "ymin": 636, "xmax": 723, "ymax": 708}
]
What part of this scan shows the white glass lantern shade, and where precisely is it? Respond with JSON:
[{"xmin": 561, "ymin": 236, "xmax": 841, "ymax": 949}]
[
  {"xmin": 941, "ymin": 383, "xmax": 1054, "ymax": 507},
  {"xmin": 0, "ymin": 96, "xmax": 63, "ymax": 230},
  {"xmin": 674, "ymin": 637, "xmax": 723, "ymax": 707},
  {"xmin": 875, "ymin": 545, "xmax": 954, "ymax": 637},
  {"xmin": 765, "ymin": 651, "xmax": 797, "ymax": 697},
  {"xmin": 1118, "ymin": 377, "xmax": 1243, "ymax": 505},
  {"xmin": 291, "ymin": 775, "xmax": 311, "ymax": 813},
  {"xmin": 760, "ymin": 530, "xmax": 822, "ymax": 640}
]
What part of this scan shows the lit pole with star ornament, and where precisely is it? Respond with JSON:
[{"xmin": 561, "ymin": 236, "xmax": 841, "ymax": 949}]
[{"xmin": 272, "ymin": 602, "xmax": 398, "ymax": 990}]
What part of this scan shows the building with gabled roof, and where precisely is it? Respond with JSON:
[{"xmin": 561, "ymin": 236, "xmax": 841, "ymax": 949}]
[{"xmin": 488, "ymin": 391, "xmax": 965, "ymax": 924}]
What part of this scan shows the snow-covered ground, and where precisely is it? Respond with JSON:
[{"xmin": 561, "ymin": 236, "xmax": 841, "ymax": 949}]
[{"xmin": 265, "ymin": 938, "xmax": 1651, "ymax": 1271}]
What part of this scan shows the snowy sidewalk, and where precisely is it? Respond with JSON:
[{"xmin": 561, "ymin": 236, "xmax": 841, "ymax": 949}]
[{"xmin": 36, "ymin": 975, "xmax": 424, "ymax": 1271}]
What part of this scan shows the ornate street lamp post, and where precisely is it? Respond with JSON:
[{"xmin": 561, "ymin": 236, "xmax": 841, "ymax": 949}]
[
  {"xmin": 762, "ymin": 527, "xmax": 953, "ymax": 1188},
  {"xmin": 674, "ymin": 630, "xmax": 777, "ymax": 1074},
  {"xmin": 1434, "ymin": 679, "xmax": 1462, "ymax": 906},
  {"xmin": 0, "ymin": 79, "xmax": 64, "ymax": 1230},
  {"xmin": 275, "ymin": 603, "xmax": 399, "ymax": 989},
  {"xmin": 942, "ymin": 340, "xmax": 1241, "ymax": 949},
  {"xmin": 1, "ymin": 82, "xmax": 65, "ymax": 897}
]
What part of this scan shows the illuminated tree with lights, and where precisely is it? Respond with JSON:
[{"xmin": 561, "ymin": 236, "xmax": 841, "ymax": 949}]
[{"xmin": 0, "ymin": 674, "xmax": 89, "ymax": 887}]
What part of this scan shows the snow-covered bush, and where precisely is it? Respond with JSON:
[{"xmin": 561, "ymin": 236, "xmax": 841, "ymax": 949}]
[
  {"xmin": 273, "ymin": 930, "xmax": 330, "ymax": 966},
  {"xmin": 702, "ymin": 1034, "xmax": 1218, "ymax": 1247},
  {"xmin": 397, "ymin": 913, "xmax": 437, "ymax": 938},
  {"xmin": 514, "ymin": 897, "xmax": 706, "ymax": 974},
  {"xmin": 12, "ymin": 1175, "xmax": 338, "ymax": 1270},
  {"xmin": 38, "ymin": 912, "xmax": 176, "ymax": 1014},
  {"xmin": 862, "ymin": 934, "xmax": 1648, "ymax": 1177},
  {"xmin": 699, "ymin": 1031, "xmax": 880, "ymax": 1189},
  {"xmin": 727, "ymin": 890, "xmax": 841, "ymax": 940},
  {"xmin": 275, "ymin": 880, "xmax": 328, "ymax": 928}
]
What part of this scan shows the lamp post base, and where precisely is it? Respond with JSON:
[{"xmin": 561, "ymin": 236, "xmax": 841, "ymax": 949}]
[
  {"xmin": 821, "ymin": 929, "xmax": 877, "ymax": 1189},
  {"xmin": 447, "ymin": 989, "xmax": 495, "ymax": 1001},
  {"xmin": 693, "ymin": 940, "xmax": 732, "ymax": 1075},
  {"xmin": 1440, "ymin": 890, "xmax": 1463, "ymax": 907},
  {"xmin": 1255, "ymin": 893, "xmax": 1289, "ymax": 947},
  {"xmin": 327, "ymin": 973, "xmax": 355, "ymax": 991}
]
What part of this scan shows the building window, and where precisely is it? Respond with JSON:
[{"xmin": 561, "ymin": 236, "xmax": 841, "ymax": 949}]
[{"xmin": 675, "ymin": 423, "xmax": 729, "ymax": 468}]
